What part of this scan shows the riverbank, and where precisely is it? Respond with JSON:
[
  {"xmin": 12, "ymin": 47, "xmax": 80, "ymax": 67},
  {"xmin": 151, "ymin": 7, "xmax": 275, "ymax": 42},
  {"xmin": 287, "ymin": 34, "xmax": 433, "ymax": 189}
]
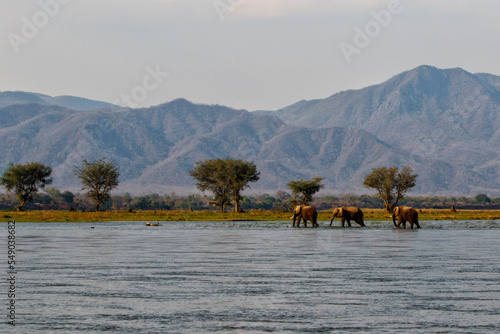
[{"xmin": 1, "ymin": 209, "xmax": 500, "ymax": 223}]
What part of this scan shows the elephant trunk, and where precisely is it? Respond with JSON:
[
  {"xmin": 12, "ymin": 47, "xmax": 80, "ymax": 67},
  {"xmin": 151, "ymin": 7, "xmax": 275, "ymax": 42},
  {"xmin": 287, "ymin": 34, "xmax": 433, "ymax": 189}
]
[{"xmin": 392, "ymin": 214, "xmax": 397, "ymax": 228}]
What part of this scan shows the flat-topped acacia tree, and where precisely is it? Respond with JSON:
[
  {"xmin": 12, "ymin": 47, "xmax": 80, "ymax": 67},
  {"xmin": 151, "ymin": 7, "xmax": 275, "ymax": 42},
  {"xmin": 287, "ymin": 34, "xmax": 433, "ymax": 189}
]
[
  {"xmin": 74, "ymin": 158, "xmax": 120, "ymax": 211},
  {"xmin": 287, "ymin": 177, "xmax": 325, "ymax": 205},
  {"xmin": 190, "ymin": 158, "xmax": 260, "ymax": 212},
  {"xmin": 0, "ymin": 162, "xmax": 53, "ymax": 211}
]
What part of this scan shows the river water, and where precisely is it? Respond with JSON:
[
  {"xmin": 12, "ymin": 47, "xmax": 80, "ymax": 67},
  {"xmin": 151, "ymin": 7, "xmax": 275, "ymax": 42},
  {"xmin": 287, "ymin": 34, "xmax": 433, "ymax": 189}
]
[{"xmin": 3, "ymin": 220, "xmax": 500, "ymax": 333}]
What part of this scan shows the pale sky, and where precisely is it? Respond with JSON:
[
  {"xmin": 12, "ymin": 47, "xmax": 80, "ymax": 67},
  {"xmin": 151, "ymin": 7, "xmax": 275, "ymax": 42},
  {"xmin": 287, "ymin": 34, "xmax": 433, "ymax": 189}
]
[{"xmin": 1, "ymin": 0, "xmax": 499, "ymax": 111}]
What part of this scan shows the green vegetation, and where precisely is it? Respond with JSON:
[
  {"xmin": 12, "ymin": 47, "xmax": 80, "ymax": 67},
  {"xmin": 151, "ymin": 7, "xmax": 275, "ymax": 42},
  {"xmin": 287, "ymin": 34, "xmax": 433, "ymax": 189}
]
[
  {"xmin": 474, "ymin": 194, "xmax": 492, "ymax": 204},
  {"xmin": 363, "ymin": 166, "xmax": 418, "ymax": 212},
  {"xmin": 1, "ymin": 160, "xmax": 499, "ymax": 226},
  {"xmin": 189, "ymin": 158, "xmax": 260, "ymax": 212},
  {"xmin": 0, "ymin": 162, "xmax": 53, "ymax": 211},
  {"xmin": 1, "ymin": 208, "xmax": 499, "ymax": 223},
  {"xmin": 2, "ymin": 191, "xmax": 500, "ymax": 212},
  {"xmin": 74, "ymin": 158, "xmax": 120, "ymax": 211},
  {"xmin": 287, "ymin": 177, "xmax": 324, "ymax": 205}
]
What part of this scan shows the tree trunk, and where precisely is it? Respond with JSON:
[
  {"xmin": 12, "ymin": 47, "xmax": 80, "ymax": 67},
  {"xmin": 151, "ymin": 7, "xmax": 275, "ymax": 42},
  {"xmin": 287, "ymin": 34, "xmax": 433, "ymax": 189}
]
[
  {"xmin": 385, "ymin": 202, "xmax": 396, "ymax": 213},
  {"xmin": 384, "ymin": 202, "xmax": 391, "ymax": 213},
  {"xmin": 234, "ymin": 200, "xmax": 244, "ymax": 212}
]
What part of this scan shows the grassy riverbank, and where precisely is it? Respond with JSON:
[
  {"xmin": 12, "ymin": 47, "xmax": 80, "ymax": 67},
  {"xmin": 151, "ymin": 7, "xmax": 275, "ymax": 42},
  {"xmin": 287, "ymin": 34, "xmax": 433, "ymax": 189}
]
[{"xmin": 1, "ymin": 209, "xmax": 500, "ymax": 223}]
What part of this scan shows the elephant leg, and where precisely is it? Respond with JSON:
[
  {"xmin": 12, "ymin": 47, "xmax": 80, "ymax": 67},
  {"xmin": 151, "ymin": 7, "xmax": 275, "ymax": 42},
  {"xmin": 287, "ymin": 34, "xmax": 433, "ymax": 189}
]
[
  {"xmin": 358, "ymin": 217, "xmax": 365, "ymax": 227},
  {"xmin": 346, "ymin": 218, "xmax": 352, "ymax": 227},
  {"xmin": 401, "ymin": 220, "xmax": 407, "ymax": 229},
  {"xmin": 341, "ymin": 218, "xmax": 345, "ymax": 227},
  {"xmin": 414, "ymin": 214, "xmax": 420, "ymax": 229}
]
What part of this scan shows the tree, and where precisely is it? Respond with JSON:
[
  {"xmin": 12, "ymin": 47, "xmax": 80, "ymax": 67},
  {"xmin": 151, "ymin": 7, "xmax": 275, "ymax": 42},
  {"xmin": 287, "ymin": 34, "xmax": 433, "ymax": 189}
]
[
  {"xmin": 226, "ymin": 159, "xmax": 260, "ymax": 212},
  {"xmin": 46, "ymin": 188, "xmax": 62, "ymax": 204},
  {"xmin": 0, "ymin": 162, "xmax": 53, "ymax": 211},
  {"xmin": 363, "ymin": 166, "xmax": 417, "ymax": 212},
  {"xmin": 74, "ymin": 158, "xmax": 120, "ymax": 211},
  {"xmin": 474, "ymin": 194, "xmax": 491, "ymax": 204},
  {"xmin": 189, "ymin": 158, "xmax": 260, "ymax": 212},
  {"xmin": 61, "ymin": 191, "xmax": 75, "ymax": 206},
  {"xmin": 287, "ymin": 177, "xmax": 324, "ymax": 205}
]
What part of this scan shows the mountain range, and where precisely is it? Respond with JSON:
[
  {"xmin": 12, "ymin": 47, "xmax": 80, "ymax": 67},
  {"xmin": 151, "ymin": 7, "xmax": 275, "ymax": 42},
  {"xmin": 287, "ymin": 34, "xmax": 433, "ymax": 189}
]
[{"xmin": 1, "ymin": 65, "xmax": 499, "ymax": 196}]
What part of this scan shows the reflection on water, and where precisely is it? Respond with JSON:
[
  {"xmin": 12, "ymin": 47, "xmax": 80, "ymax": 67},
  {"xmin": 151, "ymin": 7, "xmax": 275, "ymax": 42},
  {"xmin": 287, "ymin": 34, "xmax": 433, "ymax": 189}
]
[{"xmin": 4, "ymin": 221, "xmax": 500, "ymax": 333}]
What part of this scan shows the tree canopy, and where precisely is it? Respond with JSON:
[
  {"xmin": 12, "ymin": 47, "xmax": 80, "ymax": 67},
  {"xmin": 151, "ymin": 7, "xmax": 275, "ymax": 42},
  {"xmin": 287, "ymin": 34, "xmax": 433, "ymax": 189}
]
[
  {"xmin": 0, "ymin": 162, "xmax": 53, "ymax": 211},
  {"xmin": 363, "ymin": 166, "xmax": 418, "ymax": 212},
  {"xmin": 287, "ymin": 177, "xmax": 324, "ymax": 205},
  {"xmin": 474, "ymin": 194, "xmax": 491, "ymax": 204},
  {"xmin": 189, "ymin": 158, "xmax": 260, "ymax": 212},
  {"xmin": 74, "ymin": 158, "xmax": 120, "ymax": 211}
]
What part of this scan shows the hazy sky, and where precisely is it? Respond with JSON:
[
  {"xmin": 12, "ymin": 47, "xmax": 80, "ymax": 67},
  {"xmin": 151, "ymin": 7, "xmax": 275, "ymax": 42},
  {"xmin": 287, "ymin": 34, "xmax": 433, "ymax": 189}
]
[{"xmin": 1, "ymin": 0, "xmax": 499, "ymax": 111}]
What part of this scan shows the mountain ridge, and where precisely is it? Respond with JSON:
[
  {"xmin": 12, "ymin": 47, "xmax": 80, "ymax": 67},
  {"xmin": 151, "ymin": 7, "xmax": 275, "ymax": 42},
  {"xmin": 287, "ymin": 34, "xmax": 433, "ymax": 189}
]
[
  {"xmin": 1, "ymin": 66, "xmax": 500, "ymax": 196},
  {"xmin": 0, "ymin": 91, "xmax": 118, "ymax": 111}
]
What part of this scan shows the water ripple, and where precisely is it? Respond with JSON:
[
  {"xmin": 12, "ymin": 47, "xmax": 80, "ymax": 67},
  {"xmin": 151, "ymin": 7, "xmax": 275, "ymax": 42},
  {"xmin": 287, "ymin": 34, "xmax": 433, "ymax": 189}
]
[{"xmin": 3, "ymin": 221, "xmax": 500, "ymax": 333}]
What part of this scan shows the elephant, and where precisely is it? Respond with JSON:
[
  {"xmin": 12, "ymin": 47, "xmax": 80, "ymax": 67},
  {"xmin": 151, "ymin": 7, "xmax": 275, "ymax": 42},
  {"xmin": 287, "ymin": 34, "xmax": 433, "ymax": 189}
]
[
  {"xmin": 392, "ymin": 206, "xmax": 420, "ymax": 229},
  {"xmin": 330, "ymin": 206, "xmax": 365, "ymax": 227},
  {"xmin": 291, "ymin": 205, "xmax": 318, "ymax": 228}
]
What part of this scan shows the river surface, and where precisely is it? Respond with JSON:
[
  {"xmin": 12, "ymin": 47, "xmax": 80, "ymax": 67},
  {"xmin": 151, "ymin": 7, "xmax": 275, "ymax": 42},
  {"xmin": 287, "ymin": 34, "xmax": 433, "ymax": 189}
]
[{"xmin": 2, "ymin": 220, "xmax": 500, "ymax": 333}]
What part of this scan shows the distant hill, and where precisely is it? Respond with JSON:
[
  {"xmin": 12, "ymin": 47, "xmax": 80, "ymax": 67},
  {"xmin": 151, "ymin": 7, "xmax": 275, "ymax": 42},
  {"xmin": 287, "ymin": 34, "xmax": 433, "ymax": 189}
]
[
  {"xmin": 259, "ymin": 65, "xmax": 500, "ymax": 195},
  {"xmin": 0, "ymin": 91, "xmax": 117, "ymax": 111},
  {"xmin": 1, "ymin": 66, "xmax": 500, "ymax": 196}
]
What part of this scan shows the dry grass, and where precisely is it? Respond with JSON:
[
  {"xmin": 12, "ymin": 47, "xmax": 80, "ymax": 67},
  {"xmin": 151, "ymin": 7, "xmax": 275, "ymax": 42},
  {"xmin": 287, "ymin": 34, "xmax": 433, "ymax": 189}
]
[{"xmin": 1, "ymin": 208, "xmax": 500, "ymax": 223}]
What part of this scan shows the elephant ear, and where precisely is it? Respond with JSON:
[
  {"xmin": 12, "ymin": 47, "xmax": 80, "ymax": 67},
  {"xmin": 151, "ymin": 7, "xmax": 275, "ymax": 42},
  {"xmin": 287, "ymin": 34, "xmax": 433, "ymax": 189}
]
[
  {"xmin": 338, "ymin": 208, "xmax": 343, "ymax": 216},
  {"xmin": 394, "ymin": 207, "xmax": 399, "ymax": 216}
]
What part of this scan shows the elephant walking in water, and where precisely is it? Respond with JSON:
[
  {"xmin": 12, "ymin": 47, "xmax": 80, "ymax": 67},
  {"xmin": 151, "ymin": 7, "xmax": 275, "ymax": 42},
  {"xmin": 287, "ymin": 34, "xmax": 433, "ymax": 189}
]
[
  {"xmin": 291, "ymin": 205, "xmax": 318, "ymax": 228},
  {"xmin": 330, "ymin": 207, "xmax": 365, "ymax": 227},
  {"xmin": 393, "ymin": 206, "xmax": 420, "ymax": 229}
]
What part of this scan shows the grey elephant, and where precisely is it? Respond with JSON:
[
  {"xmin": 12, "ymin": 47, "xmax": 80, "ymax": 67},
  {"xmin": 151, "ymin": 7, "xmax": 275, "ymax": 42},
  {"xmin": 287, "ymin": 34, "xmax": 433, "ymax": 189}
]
[
  {"xmin": 291, "ymin": 205, "xmax": 318, "ymax": 228},
  {"xmin": 330, "ymin": 206, "xmax": 365, "ymax": 227},
  {"xmin": 393, "ymin": 206, "xmax": 420, "ymax": 229}
]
